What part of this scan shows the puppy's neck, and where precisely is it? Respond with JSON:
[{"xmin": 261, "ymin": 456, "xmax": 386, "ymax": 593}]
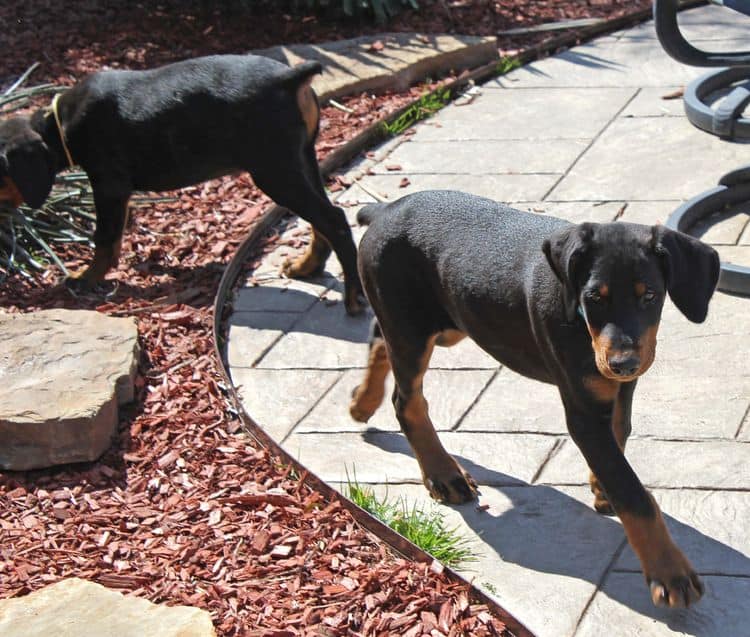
[{"xmin": 30, "ymin": 108, "xmax": 70, "ymax": 173}]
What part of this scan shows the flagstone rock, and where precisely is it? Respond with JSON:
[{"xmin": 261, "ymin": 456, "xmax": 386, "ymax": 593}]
[
  {"xmin": 0, "ymin": 309, "xmax": 139, "ymax": 470},
  {"xmin": 0, "ymin": 578, "xmax": 215, "ymax": 637},
  {"xmin": 257, "ymin": 33, "xmax": 498, "ymax": 101}
]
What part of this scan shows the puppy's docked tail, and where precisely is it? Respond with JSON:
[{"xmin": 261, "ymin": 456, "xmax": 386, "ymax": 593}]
[
  {"xmin": 282, "ymin": 60, "xmax": 323, "ymax": 86},
  {"xmin": 356, "ymin": 202, "xmax": 390, "ymax": 226}
]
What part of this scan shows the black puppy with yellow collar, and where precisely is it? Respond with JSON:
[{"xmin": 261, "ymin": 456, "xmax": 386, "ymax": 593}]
[
  {"xmin": 0, "ymin": 54, "xmax": 364, "ymax": 314},
  {"xmin": 350, "ymin": 190, "xmax": 719, "ymax": 608}
]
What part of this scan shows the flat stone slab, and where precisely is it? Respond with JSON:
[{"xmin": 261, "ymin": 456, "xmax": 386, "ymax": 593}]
[
  {"xmin": 614, "ymin": 489, "xmax": 750, "ymax": 576},
  {"xmin": 256, "ymin": 33, "xmax": 498, "ymax": 101},
  {"xmin": 0, "ymin": 578, "xmax": 215, "ymax": 637},
  {"xmin": 371, "ymin": 138, "xmax": 588, "ymax": 175},
  {"xmin": 576, "ymin": 573, "xmax": 750, "ymax": 637},
  {"xmin": 282, "ymin": 431, "xmax": 557, "ymax": 487},
  {"xmin": 298, "ymin": 368, "xmax": 496, "ymax": 433},
  {"xmin": 540, "ymin": 439, "xmax": 750, "ymax": 489},
  {"xmin": 410, "ymin": 87, "xmax": 636, "ymax": 141},
  {"xmin": 0, "ymin": 309, "xmax": 138, "ymax": 470},
  {"xmin": 549, "ymin": 117, "xmax": 750, "ymax": 201}
]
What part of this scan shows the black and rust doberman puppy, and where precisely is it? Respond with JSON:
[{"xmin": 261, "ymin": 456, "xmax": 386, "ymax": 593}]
[
  {"xmin": 0, "ymin": 54, "xmax": 364, "ymax": 314},
  {"xmin": 350, "ymin": 190, "xmax": 720, "ymax": 608}
]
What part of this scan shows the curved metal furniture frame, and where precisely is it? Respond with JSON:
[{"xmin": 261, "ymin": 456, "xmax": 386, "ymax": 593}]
[
  {"xmin": 654, "ymin": 0, "xmax": 750, "ymax": 66},
  {"xmin": 666, "ymin": 165, "xmax": 750, "ymax": 294},
  {"xmin": 683, "ymin": 67, "xmax": 750, "ymax": 138}
]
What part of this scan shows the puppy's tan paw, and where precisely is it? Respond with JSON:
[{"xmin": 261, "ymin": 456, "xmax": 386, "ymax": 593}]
[
  {"xmin": 648, "ymin": 571, "xmax": 704, "ymax": 608},
  {"xmin": 425, "ymin": 463, "xmax": 479, "ymax": 504}
]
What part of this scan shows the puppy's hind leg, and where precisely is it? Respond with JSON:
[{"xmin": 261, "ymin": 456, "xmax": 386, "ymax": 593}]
[
  {"xmin": 251, "ymin": 143, "xmax": 364, "ymax": 315},
  {"xmin": 390, "ymin": 332, "xmax": 478, "ymax": 504},
  {"xmin": 350, "ymin": 319, "xmax": 391, "ymax": 422}
]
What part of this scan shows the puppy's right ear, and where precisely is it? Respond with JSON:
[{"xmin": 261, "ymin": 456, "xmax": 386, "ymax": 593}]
[
  {"xmin": 6, "ymin": 134, "xmax": 55, "ymax": 209},
  {"xmin": 542, "ymin": 223, "xmax": 594, "ymax": 322}
]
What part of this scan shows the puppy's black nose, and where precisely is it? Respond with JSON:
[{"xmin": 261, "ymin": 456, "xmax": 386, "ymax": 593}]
[{"xmin": 609, "ymin": 353, "xmax": 640, "ymax": 377}]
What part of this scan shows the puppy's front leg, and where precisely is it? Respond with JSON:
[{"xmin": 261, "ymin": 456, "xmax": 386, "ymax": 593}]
[
  {"xmin": 67, "ymin": 189, "xmax": 130, "ymax": 290},
  {"xmin": 390, "ymin": 335, "xmax": 478, "ymax": 504},
  {"xmin": 565, "ymin": 395, "xmax": 703, "ymax": 608}
]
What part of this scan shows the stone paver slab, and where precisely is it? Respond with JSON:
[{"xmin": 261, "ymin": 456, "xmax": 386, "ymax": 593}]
[
  {"xmin": 540, "ymin": 439, "xmax": 750, "ymax": 489},
  {"xmin": 410, "ymin": 87, "xmax": 635, "ymax": 141},
  {"xmin": 0, "ymin": 577, "xmax": 215, "ymax": 637},
  {"xmin": 226, "ymin": 312, "xmax": 297, "ymax": 368},
  {"xmin": 232, "ymin": 276, "xmax": 332, "ymax": 313},
  {"xmin": 614, "ymin": 489, "xmax": 750, "ymax": 576},
  {"xmin": 231, "ymin": 368, "xmax": 341, "ymax": 441},
  {"xmin": 550, "ymin": 118, "xmax": 750, "ymax": 201},
  {"xmin": 283, "ymin": 431, "xmax": 557, "ymax": 486},
  {"xmin": 371, "ymin": 139, "xmax": 588, "ymax": 175},
  {"xmin": 717, "ymin": 245, "xmax": 750, "ymax": 267},
  {"xmin": 575, "ymin": 573, "xmax": 750, "ymax": 637},
  {"xmin": 459, "ymin": 368, "xmax": 566, "ymax": 434},
  {"xmin": 256, "ymin": 300, "xmax": 371, "ymax": 369},
  {"xmin": 739, "ymin": 413, "xmax": 750, "ymax": 441},
  {"xmin": 298, "ymin": 368, "xmax": 495, "ymax": 433},
  {"xmin": 616, "ymin": 201, "xmax": 683, "ymax": 226},
  {"xmin": 621, "ymin": 87, "xmax": 686, "ymax": 117},
  {"xmin": 629, "ymin": 372, "xmax": 750, "ymax": 439},
  {"xmin": 337, "ymin": 172, "xmax": 561, "ymax": 205},
  {"xmin": 692, "ymin": 209, "xmax": 750, "ymax": 245},
  {"xmin": 520, "ymin": 201, "xmax": 627, "ymax": 224}
]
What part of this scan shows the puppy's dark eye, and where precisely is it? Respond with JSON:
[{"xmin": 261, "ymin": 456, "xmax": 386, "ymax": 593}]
[
  {"xmin": 642, "ymin": 290, "xmax": 657, "ymax": 304},
  {"xmin": 587, "ymin": 291, "xmax": 603, "ymax": 303}
]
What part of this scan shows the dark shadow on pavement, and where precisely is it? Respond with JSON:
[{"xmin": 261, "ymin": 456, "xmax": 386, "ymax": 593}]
[{"xmin": 361, "ymin": 429, "xmax": 749, "ymax": 637}]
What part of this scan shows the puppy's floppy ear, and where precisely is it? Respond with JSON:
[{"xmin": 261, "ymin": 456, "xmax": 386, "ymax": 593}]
[
  {"xmin": 6, "ymin": 133, "xmax": 55, "ymax": 209},
  {"xmin": 651, "ymin": 225, "xmax": 719, "ymax": 323},
  {"xmin": 543, "ymin": 223, "xmax": 594, "ymax": 322}
]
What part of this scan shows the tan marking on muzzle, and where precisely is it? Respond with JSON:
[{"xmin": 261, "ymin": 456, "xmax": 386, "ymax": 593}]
[
  {"xmin": 587, "ymin": 323, "xmax": 657, "ymax": 382},
  {"xmin": 0, "ymin": 177, "xmax": 24, "ymax": 207}
]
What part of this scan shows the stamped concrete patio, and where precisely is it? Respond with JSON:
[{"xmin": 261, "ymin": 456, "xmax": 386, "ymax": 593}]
[{"xmin": 228, "ymin": 5, "xmax": 750, "ymax": 636}]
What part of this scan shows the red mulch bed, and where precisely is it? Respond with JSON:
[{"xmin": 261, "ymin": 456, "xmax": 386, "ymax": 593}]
[{"xmin": 0, "ymin": 2, "xmax": 650, "ymax": 635}]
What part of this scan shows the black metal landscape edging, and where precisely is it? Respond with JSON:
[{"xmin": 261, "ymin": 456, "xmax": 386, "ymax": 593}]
[{"xmin": 212, "ymin": 4, "xmax": 714, "ymax": 635}]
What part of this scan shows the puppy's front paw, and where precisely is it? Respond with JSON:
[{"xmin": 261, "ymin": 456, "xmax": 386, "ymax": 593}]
[
  {"xmin": 589, "ymin": 473, "xmax": 616, "ymax": 516},
  {"xmin": 282, "ymin": 253, "xmax": 326, "ymax": 279},
  {"xmin": 424, "ymin": 461, "xmax": 478, "ymax": 504},
  {"xmin": 349, "ymin": 384, "xmax": 377, "ymax": 422},
  {"xmin": 648, "ymin": 570, "xmax": 704, "ymax": 608}
]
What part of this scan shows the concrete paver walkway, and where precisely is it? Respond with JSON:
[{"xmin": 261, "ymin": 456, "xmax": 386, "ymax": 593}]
[{"xmin": 228, "ymin": 5, "xmax": 750, "ymax": 636}]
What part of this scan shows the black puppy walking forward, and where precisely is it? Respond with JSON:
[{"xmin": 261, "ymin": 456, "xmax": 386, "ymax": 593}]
[
  {"xmin": 350, "ymin": 190, "xmax": 719, "ymax": 608},
  {"xmin": 0, "ymin": 54, "xmax": 363, "ymax": 314}
]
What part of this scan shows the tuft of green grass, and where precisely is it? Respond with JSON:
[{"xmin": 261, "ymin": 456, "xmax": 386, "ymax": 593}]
[
  {"xmin": 381, "ymin": 86, "xmax": 452, "ymax": 136},
  {"xmin": 495, "ymin": 55, "xmax": 521, "ymax": 76},
  {"xmin": 345, "ymin": 473, "xmax": 476, "ymax": 568}
]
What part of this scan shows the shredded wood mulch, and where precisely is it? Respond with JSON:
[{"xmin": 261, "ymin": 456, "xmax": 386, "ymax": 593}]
[{"xmin": 0, "ymin": 1, "xmax": 653, "ymax": 634}]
